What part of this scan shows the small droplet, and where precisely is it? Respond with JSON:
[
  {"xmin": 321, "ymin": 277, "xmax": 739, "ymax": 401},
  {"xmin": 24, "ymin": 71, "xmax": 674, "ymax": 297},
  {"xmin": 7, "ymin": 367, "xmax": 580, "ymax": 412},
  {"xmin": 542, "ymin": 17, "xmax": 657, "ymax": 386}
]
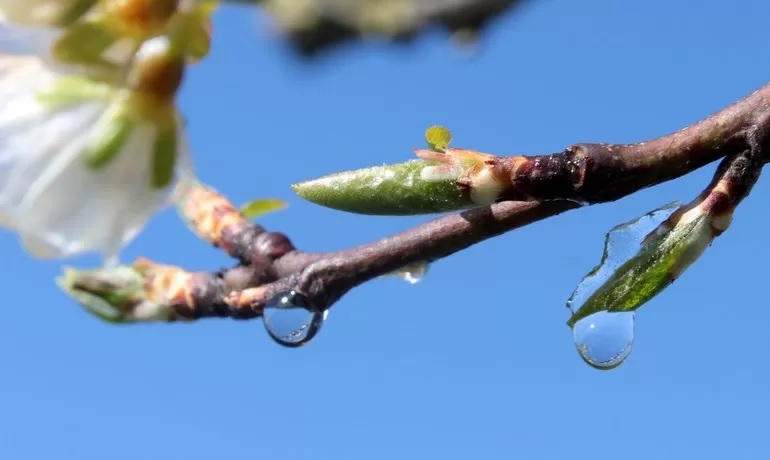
[
  {"xmin": 572, "ymin": 311, "xmax": 635, "ymax": 370},
  {"xmin": 262, "ymin": 291, "xmax": 327, "ymax": 348},
  {"xmin": 391, "ymin": 261, "xmax": 429, "ymax": 284}
]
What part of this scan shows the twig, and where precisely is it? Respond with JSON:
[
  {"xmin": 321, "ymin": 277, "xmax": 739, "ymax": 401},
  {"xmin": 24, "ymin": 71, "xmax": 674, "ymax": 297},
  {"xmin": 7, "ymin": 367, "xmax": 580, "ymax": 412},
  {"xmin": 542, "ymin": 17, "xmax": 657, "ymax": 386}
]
[
  {"xmin": 65, "ymin": 82, "xmax": 770, "ymax": 322},
  {"xmin": 233, "ymin": 0, "xmax": 530, "ymax": 57},
  {"xmin": 490, "ymin": 83, "xmax": 770, "ymax": 203}
]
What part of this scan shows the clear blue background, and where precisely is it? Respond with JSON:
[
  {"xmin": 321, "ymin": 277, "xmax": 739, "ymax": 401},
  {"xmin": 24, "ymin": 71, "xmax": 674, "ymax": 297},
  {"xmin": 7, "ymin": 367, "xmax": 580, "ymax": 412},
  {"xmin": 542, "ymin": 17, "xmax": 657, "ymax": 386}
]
[{"xmin": 2, "ymin": 1, "xmax": 769, "ymax": 458}]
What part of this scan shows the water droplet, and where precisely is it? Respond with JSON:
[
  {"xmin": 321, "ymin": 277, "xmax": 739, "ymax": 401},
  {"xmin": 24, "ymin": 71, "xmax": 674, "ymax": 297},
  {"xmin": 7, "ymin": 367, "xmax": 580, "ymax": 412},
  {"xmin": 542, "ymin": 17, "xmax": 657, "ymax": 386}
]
[
  {"xmin": 389, "ymin": 261, "xmax": 429, "ymax": 284},
  {"xmin": 573, "ymin": 311, "xmax": 635, "ymax": 370},
  {"xmin": 567, "ymin": 201, "xmax": 681, "ymax": 313},
  {"xmin": 262, "ymin": 290, "xmax": 327, "ymax": 348}
]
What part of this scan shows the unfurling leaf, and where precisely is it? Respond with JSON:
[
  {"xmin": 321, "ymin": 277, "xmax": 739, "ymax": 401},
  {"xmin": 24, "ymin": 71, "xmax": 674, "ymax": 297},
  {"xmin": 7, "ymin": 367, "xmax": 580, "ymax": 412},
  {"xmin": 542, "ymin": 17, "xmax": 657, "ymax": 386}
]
[
  {"xmin": 292, "ymin": 160, "xmax": 472, "ymax": 215},
  {"xmin": 567, "ymin": 201, "xmax": 719, "ymax": 327},
  {"xmin": 425, "ymin": 125, "xmax": 452, "ymax": 151},
  {"xmin": 240, "ymin": 198, "xmax": 288, "ymax": 219}
]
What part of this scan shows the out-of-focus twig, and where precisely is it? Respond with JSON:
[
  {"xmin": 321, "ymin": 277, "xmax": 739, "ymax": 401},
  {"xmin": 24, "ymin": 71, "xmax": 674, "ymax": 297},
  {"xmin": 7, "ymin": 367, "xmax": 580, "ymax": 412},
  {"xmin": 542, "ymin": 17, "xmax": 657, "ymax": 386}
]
[{"xmin": 227, "ymin": 0, "xmax": 531, "ymax": 56}]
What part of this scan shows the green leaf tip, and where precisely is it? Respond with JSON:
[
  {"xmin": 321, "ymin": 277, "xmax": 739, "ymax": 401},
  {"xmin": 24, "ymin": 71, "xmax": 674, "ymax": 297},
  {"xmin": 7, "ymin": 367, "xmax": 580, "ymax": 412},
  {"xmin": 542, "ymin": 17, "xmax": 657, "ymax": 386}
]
[
  {"xmin": 425, "ymin": 125, "xmax": 452, "ymax": 151},
  {"xmin": 567, "ymin": 203, "xmax": 717, "ymax": 328},
  {"xmin": 240, "ymin": 198, "xmax": 288, "ymax": 219},
  {"xmin": 292, "ymin": 160, "xmax": 473, "ymax": 215}
]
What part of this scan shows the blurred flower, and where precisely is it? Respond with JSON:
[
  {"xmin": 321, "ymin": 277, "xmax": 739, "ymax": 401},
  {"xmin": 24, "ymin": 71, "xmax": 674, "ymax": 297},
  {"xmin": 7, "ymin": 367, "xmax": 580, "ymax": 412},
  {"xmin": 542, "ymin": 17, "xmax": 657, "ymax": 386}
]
[
  {"xmin": 0, "ymin": 34, "xmax": 195, "ymax": 264},
  {"xmin": 0, "ymin": 0, "xmax": 213, "ymax": 70}
]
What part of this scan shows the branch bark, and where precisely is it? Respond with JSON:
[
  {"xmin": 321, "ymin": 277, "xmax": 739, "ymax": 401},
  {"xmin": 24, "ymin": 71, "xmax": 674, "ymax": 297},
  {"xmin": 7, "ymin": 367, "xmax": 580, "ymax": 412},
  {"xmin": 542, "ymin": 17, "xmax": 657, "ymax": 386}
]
[{"xmin": 491, "ymin": 84, "xmax": 770, "ymax": 203}]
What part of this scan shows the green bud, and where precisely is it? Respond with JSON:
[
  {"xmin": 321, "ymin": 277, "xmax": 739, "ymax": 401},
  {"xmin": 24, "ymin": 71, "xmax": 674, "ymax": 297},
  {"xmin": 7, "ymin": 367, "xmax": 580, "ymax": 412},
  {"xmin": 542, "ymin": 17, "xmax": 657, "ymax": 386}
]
[
  {"xmin": 57, "ymin": 266, "xmax": 170, "ymax": 323},
  {"xmin": 292, "ymin": 160, "xmax": 472, "ymax": 215},
  {"xmin": 567, "ymin": 205, "xmax": 716, "ymax": 328}
]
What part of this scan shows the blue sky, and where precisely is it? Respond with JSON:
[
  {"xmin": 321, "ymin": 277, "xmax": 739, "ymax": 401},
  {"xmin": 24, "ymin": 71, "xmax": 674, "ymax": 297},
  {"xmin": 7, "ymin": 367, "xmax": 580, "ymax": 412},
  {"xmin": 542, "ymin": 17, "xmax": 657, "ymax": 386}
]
[{"xmin": 2, "ymin": 0, "xmax": 770, "ymax": 458}]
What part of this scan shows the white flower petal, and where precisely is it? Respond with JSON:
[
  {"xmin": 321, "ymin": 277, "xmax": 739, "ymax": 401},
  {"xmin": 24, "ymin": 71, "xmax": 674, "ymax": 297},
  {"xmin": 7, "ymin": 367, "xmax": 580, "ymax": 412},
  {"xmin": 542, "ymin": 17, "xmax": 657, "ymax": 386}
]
[
  {"xmin": 0, "ymin": 54, "xmax": 195, "ymax": 262},
  {"xmin": 16, "ymin": 123, "xmax": 156, "ymax": 257}
]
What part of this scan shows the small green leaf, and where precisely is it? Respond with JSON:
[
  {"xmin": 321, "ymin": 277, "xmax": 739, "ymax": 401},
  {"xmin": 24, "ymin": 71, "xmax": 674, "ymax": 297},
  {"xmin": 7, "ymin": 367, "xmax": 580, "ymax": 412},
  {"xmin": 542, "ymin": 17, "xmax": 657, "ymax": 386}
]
[
  {"xmin": 83, "ymin": 104, "xmax": 135, "ymax": 170},
  {"xmin": 292, "ymin": 160, "xmax": 472, "ymax": 215},
  {"xmin": 425, "ymin": 125, "xmax": 452, "ymax": 151},
  {"xmin": 567, "ymin": 205, "xmax": 715, "ymax": 327},
  {"xmin": 240, "ymin": 198, "xmax": 288, "ymax": 219}
]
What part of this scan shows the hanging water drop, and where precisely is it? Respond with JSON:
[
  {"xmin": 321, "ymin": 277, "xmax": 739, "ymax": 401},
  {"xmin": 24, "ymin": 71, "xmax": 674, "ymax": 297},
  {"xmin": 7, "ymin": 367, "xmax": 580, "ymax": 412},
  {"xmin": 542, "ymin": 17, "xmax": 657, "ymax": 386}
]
[
  {"xmin": 572, "ymin": 311, "xmax": 635, "ymax": 370},
  {"xmin": 262, "ymin": 290, "xmax": 327, "ymax": 348}
]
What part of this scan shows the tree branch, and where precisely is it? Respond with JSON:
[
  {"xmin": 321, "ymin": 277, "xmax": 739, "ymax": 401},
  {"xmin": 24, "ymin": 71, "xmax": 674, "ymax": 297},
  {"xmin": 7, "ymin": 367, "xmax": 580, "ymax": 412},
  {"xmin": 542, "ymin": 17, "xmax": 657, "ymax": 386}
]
[
  {"xmin": 64, "ymin": 82, "xmax": 770, "ymax": 323},
  {"xmin": 486, "ymin": 84, "xmax": 770, "ymax": 203}
]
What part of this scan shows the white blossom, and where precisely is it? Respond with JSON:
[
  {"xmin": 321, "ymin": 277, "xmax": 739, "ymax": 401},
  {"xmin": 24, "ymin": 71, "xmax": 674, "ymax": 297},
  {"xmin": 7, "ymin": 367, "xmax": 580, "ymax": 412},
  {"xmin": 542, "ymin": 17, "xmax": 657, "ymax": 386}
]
[{"xmin": 0, "ymin": 53, "xmax": 195, "ymax": 263}]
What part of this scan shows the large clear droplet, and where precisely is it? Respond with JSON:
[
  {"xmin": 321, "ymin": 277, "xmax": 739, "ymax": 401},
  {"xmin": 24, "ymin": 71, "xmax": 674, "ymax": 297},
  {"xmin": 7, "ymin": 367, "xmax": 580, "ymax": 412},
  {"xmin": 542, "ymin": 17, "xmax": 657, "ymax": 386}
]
[
  {"xmin": 262, "ymin": 291, "xmax": 327, "ymax": 348},
  {"xmin": 567, "ymin": 201, "xmax": 681, "ymax": 313},
  {"xmin": 573, "ymin": 311, "xmax": 635, "ymax": 370},
  {"xmin": 391, "ymin": 261, "xmax": 429, "ymax": 284}
]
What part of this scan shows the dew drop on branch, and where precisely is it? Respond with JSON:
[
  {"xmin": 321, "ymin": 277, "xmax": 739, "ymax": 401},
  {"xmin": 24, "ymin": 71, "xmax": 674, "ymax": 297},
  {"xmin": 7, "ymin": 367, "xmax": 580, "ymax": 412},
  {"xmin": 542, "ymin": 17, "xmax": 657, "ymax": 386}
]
[
  {"xmin": 391, "ymin": 261, "xmax": 429, "ymax": 284},
  {"xmin": 262, "ymin": 290, "xmax": 327, "ymax": 348}
]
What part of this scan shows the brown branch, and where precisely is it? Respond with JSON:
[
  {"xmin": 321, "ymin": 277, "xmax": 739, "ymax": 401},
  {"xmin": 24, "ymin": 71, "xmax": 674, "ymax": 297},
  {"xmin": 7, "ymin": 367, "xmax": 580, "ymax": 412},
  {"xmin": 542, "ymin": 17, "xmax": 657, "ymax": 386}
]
[
  {"xmin": 66, "ymin": 82, "xmax": 770, "ymax": 323},
  {"xmin": 491, "ymin": 84, "xmax": 770, "ymax": 203}
]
